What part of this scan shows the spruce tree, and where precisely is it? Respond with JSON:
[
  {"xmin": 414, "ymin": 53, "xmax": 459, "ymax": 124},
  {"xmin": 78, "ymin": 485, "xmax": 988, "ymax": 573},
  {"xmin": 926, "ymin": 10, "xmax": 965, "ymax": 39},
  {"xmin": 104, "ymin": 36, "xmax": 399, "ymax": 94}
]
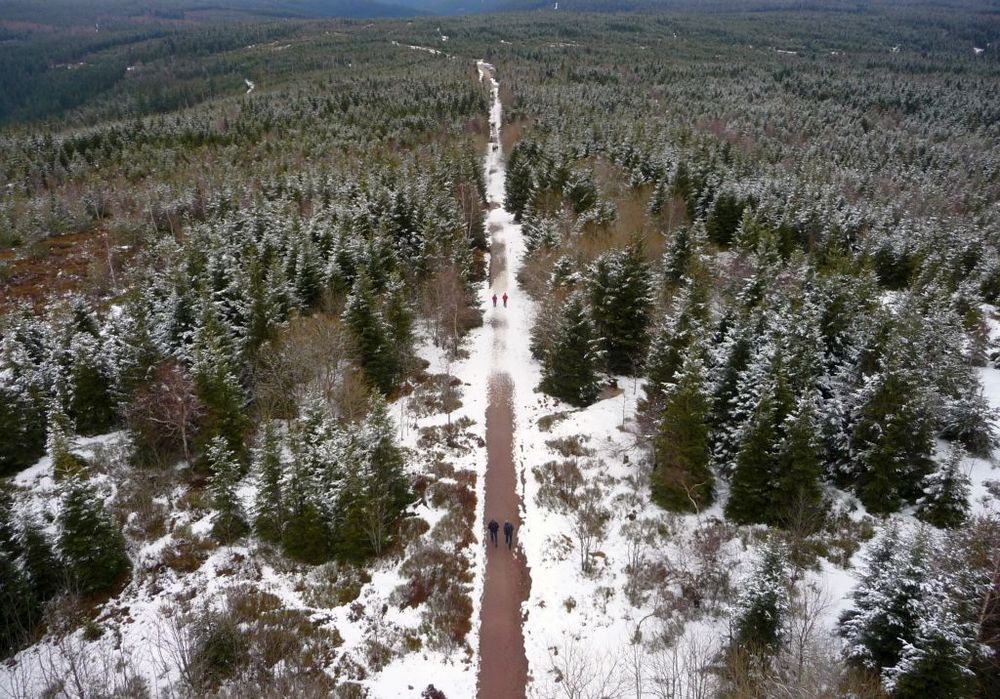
[
  {"xmin": 0, "ymin": 335, "xmax": 47, "ymax": 476},
  {"xmin": 916, "ymin": 445, "xmax": 971, "ymax": 529},
  {"xmin": 67, "ymin": 331, "xmax": 116, "ymax": 436},
  {"xmin": 281, "ymin": 396, "xmax": 345, "ymax": 564},
  {"xmin": 504, "ymin": 142, "xmax": 535, "ymax": 221},
  {"xmin": 840, "ymin": 526, "xmax": 927, "ymax": 675},
  {"xmin": 732, "ymin": 541, "xmax": 789, "ymax": 654},
  {"xmin": 252, "ymin": 422, "xmax": 284, "ymax": 543},
  {"xmin": 886, "ymin": 578, "xmax": 979, "ymax": 699},
  {"xmin": 207, "ymin": 436, "xmax": 248, "ymax": 543},
  {"xmin": 107, "ymin": 294, "xmax": 163, "ymax": 408},
  {"xmin": 343, "ymin": 271, "xmax": 400, "ymax": 395},
  {"xmin": 192, "ymin": 302, "xmax": 249, "ymax": 466},
  {"xmin": 539, "ymin": 292, "xmax": 600, "ymax": 407},
  {"xmin": 343, "ymin": 394, "xmax": 410, "ymax": 558},
  {"xmin": 587, "ymin": 244, "xmax": 654, "ymax": 375},
  {"xmin": 644, "ymin": 274, "xmax": 710, "ymax": 407},
  {"xmin": 58, "ymin": 477, "xmax": 130, "ymax": 595},
  {"xmin": 19, "ymin": 517, "xmax": 64, "ymax": 604},
  {"xmin": 774, "ymin": 390, "xmax": 825, "ymax": 527},
  {"xmin": 725, "ymin": 400, "xmax": 777, "ymax": 524},
  {"xmin": 47, "ymin": 399, "xmax": 85, "ymax": 481},
  {"xmin": 383, "ymin": 274, "xmax": 416, "ymax": 376},
  {"xmin": 652, "ymin": 350, "xmax": 714, "ymax": 512},
  {"xmin": 0, "ymin": 550, "xmax": 35, "ymax": 657},
  {"xmin": 849, "ymin": 359, "xmax": 936, "ymax": 514}
]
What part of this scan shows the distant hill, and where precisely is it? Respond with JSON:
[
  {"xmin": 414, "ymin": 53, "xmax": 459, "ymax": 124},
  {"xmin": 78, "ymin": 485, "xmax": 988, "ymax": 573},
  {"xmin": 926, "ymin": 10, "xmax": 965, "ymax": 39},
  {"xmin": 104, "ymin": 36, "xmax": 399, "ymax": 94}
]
[{"xmin": 0, "ymin": 0, "xmax": 426, "ymax": 27}]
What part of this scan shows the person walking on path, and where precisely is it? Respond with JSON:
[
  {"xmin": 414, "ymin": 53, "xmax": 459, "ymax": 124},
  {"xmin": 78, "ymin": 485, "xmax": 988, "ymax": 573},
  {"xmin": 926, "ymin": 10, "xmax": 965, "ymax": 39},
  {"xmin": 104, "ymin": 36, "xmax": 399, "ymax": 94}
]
[
  {"xmin": 503, "ymin": 520, "xmax": 514, "ymax": 549},
  {"xmin": 488, "ymin": 519, "xmax": 499, "ymax": 547},
  {"xmin": 492, "ymin": 293, "xmax": 498, "ymax": 308},
  {"xmin": 502, "ymin": 291, "xmax": 509, "ymax": 308}
]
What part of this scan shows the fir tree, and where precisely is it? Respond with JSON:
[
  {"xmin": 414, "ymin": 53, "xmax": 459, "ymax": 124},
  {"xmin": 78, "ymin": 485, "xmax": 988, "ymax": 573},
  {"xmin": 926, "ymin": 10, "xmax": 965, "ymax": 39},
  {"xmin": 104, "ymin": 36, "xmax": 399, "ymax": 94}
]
[
  {"xmin": 107, "ymin": 294, "xmax": 163, "ymax": 408},
  {"xmin": 705, "ymin": 190, "xmax": 745, "ymax": 247},
  {"xmin": 539, "ymin": 292, "xmax": 600, "ymax": 407},
  {"xmin": 344, "ymin": 394, "xmax": 410, "ymax": 558},
  {"xmin": 886, "ymin": 579, "xmax": 979, "ymax": 699},
  {"xmin": 47, "ymin": 399, "xmax": 85, "ymax": 481},
  {"xmin": 774, "ymin": 390, "xmax": 825, "ymax": 527},
  {"xmin": 849, "ymin": 358, "xmax": 937, "ymax": 514},
  {"xmin": 644, "ymin": 274, "xmax": 710, "ymax": 407},
  {"xmin": 19, "ymin": 517, "xmax": 64, "ymax": 604},
  {"xmin": 840, "ymin": 526, "xmax": 927, "ymax": 675},
  {"xmin": 0, "ymin": 335, "xmax": 47, "ymax": 476},
  {"xmin": 383, "ymin": 273, "xmax": 416, "ymax": 376},
  {"xmin": 504, "ymin": 142, "xmax": 535, "ymax": 221},
  {"xmin": 206, "ymin": 436, "xmax": 248, "ymax": 543},
  {"xmin": 192, "ymin": 302, "xmax": 249, "ymax": 466},
  {"xmin": 252, "ymin": 422, "xmax": 284, "ymax": 543},
  {"xmin": 725, "ymin": 389, "xmax": 781, "ymax": 525},
  {"xmin": 66, "ymin": 331, "xmax": 116, "ymax": 436},
  {"xmin": 588, "ymin": 243, "xmax": 654, "ymax": 375},
  {"xmin": 281, "ymin": 396, "xmax": 343, "ymax": 564},
  {"xmin": 0, "ymin": 550, "xmax": 35, "ymax": 657},
  {"xmin": 916, "ymin": 445, "xmax": 971, "ymax": 529},
  {"xmin": 343, "ymin": 271, "xmax": 400, "ymax": 395},
  {"xmin": 58, "ymin": 477, "xmax": 130, "ymax": 595},
  {"xmin": 732, "ymin": 541, "xmax": 789, "ymax": 654},
  {"xmin": 652, "ymin": 350, "xmax": 714, "ymax": 512}
]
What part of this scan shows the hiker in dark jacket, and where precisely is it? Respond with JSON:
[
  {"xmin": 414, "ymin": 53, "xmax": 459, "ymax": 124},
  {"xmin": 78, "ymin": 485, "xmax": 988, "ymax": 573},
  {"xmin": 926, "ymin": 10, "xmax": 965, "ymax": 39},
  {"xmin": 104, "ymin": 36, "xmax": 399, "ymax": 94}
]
[
  {"xmin": 488, "ymin": 519, "xmax": 499, "ymax": 547},
  {"xmin": 503, "ymin": 520, "xmax": 514, "ymax": 549}
]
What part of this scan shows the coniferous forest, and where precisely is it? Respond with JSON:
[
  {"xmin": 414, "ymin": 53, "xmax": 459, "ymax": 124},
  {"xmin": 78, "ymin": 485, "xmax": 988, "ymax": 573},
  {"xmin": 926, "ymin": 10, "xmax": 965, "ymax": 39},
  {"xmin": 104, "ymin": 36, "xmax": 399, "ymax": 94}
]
[{"xmin": 1, "ymin": 1, "xmax": 999, "ymax": 697}]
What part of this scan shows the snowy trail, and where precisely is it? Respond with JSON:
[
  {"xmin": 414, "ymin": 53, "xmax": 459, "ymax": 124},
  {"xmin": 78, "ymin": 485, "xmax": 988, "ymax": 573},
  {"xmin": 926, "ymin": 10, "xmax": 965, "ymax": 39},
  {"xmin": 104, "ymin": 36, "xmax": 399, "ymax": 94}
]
[{"xmin": 476, "ymin": 60, "xmax": 534, "ymax": 699}]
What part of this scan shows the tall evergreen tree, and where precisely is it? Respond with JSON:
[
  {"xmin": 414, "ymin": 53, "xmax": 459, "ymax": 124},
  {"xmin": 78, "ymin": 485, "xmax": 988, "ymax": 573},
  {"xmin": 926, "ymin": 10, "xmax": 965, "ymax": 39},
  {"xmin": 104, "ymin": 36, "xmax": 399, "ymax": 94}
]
[
  {"xmin": 840, "ymin": 526, "xmax": 927, "ymax": 675},
  {"xmin": 192, "ymin": 301, "xmax": 249, "ymax": 466},
  {"xmin": 207, "ymin": 436, "xmax": 248, "ymax": 543},
  {"xmin": 339, "ymin": 395, "xmax": 410, "ymax": 559},
  {"xmin": 19, "ymin": 517, "xmax": 64, "ymax": 605},
  {"xmin": 0, "ymin": 335, "xmax": 47, "ymax": 476},
  {"xmin": 343, "ymin": 271, "xmax": 400, "ymax": 395},
  {"xmin": 539, "ymin": 292, "xmax": 600, "ymax": 407},
  {"xmin": 774, "ymin": 390, "xmax": 825, "ymax": 526},
  {"xmin": 644, "ymin": 274, "xmax": 711, "ymax": 407},
  {"xmin": 0, "ymin": 550, "xmax": 34, "ymax": 657},
  {"xmin": 383, "ymin": 273, "xmax": 416, "ymax": 376},
  {"xmin": 916, "ymin": 445, "xmax": 971, "ymax": 529},
  {"xmin": 653, "ymin": 350, "xmax": 714, "ymax": 512},
  {"xmin": 66, "ymin": 331, "xmax": 116, "ymax": 436},
  {"xmin": 588, "ymin": 244, "xmax": 654, "ymax": 375},
  {"xmin": 504, "ymin": 142, "xmax": 536, "ymax": 221},
  {"xmin": 252, "ymin": 422, "xmax": 284, "ymax": 543},
  {"xmin": 849, "ymin": 357, "xmax": 937, "ymax": 514},
  {"xmin": 57, "ymin": 477, "xmax": 130, "ymax": 595},
  {"xmin": 732, "ymin": 541, "xmax": 789, "ymax": 654}
]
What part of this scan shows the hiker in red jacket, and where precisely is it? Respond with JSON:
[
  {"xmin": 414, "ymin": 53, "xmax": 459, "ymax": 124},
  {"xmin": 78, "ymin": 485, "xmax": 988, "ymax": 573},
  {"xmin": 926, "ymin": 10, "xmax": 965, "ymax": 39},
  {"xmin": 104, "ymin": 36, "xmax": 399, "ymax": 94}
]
[
  {"xmin": 492, "ymin": 293, "xmax": 498, "ymax": 307},
  {"xmin": 502, "ymin": 291, "xmax": 508, "ymax": 307}
]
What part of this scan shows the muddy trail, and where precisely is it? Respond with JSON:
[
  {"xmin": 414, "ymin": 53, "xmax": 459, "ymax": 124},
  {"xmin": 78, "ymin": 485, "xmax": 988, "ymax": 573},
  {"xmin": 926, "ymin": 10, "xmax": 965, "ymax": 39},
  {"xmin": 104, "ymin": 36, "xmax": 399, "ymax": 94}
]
[
  {"xmin": 478, "ymin": 374, "xmax": 530, "ymax": 698},
  {"xmin": 476, "ymin": 59, "xmax": 531, "ymax": 699}
]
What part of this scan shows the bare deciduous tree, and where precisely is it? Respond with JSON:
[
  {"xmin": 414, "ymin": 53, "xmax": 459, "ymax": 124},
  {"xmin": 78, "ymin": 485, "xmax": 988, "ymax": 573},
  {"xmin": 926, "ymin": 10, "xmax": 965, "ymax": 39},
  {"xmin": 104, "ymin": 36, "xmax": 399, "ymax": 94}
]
[
  {"xmin": 127, "ymin": 359, "xmax": 202, "ymax": 466},
  {"xmin": 253, "ymin": 314, "xmax": 361, "ymax": 421},
  {"xmin": 544, "ymin": 637, "xmax": 629, "ymax": 699},
  {"xmin": 572, "ymin": 484, "xmax": 610, "ymax": 574}
]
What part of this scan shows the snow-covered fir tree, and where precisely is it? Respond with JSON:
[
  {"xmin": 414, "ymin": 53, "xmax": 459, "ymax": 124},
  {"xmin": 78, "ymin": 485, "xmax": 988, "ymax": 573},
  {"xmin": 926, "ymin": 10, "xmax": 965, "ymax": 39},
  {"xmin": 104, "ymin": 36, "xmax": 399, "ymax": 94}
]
[
  {"xmin": 57, "ymin": 476, "xmax": 130, "ymax": 595},
  {"xmin": 539, "ymin": 291, "xmax": 601, "ymax": 407},
  {"xmin": 207, "ymin": 435, "xmax": 248, "ymax": 543}
]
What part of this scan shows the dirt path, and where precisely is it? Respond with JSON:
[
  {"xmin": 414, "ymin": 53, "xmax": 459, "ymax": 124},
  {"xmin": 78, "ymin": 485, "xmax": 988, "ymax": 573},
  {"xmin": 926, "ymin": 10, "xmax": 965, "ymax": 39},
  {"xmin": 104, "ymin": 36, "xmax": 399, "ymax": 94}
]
[
  {"xmin": 478, "ymin": 374, "xmax": 530, "ymax": 699},
  {"xmin": 476, "ymin": 60, "xmax": 531, "ymax": 699}
]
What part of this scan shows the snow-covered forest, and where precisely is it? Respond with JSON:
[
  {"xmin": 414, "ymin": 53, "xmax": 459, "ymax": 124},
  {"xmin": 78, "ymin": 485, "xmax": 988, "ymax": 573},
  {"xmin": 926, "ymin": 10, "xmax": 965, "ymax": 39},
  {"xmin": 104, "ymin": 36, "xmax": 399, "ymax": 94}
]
[{"xmin": 1, "ymin": 2, "xmax": 999, "ymax": 697}]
